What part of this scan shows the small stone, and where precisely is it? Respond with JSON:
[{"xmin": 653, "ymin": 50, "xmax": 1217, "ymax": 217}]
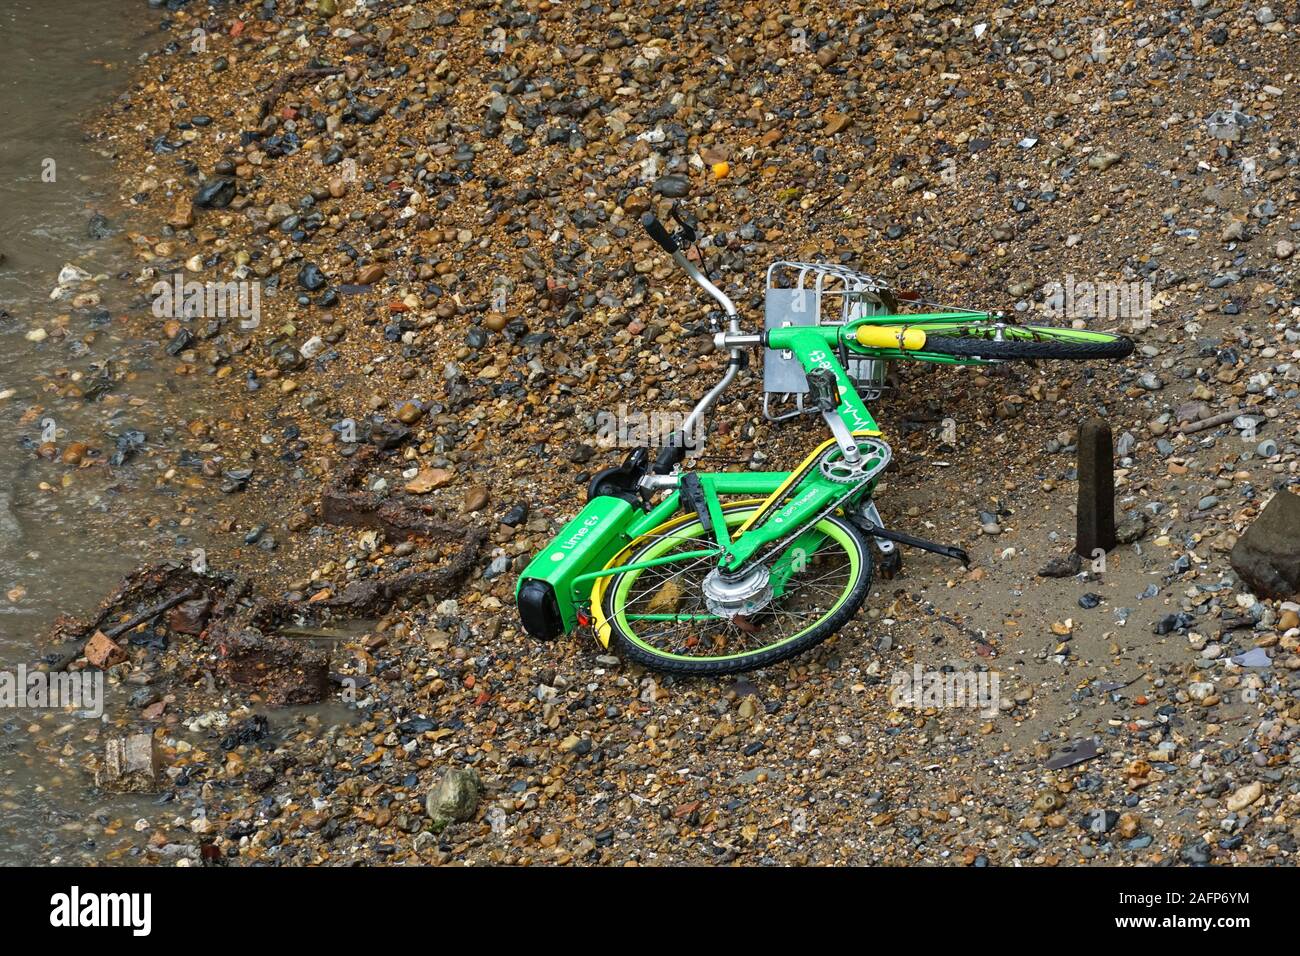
[
  {"xmin": 394, "ymin": 401, "xmax": 424, "ymax": 425},
  {"xmin": 168, "ymin": 199, "xmax": 195, "ymax": 229},
  {"xmin": 1220, "ymin": 219, "xmax": 1245, "ymax": 242},
  {"xmin": 61, "ymin": 442, "xmax": 89, "ymax": 465},
  {"xmin": 426, "ymin": 767, "xmax": 481, "ymax": 829},
  {"xmin": 405, "ymin": 467, "xmax": 453, "ymax": 494},
  {"xmin": 1116, "ymin": 812, "xmax": 1142, "ymax": 839},
  {"xmin": 1115, "ymin": 512, "xmax": 1148, "ymax": 545},
  {"xmin": 1225, "ymin": 781, "xmax": 1262, "ymax": 813},
  {"xmin": 1087, "ymin": 150, "xmax": 1122, "ymax": 170},
  {"xmin": 653, "ymin": 175, "xmax": 689, "ymax": 198},
  {"xmin": 166, "ymin": 598, "xmax": 212, "ymax": 635},
  {"xmin": 1079, "ymin": 809, "xmax": 1119, "ymax": 833},
  {"xmin": 84, "ymin": 630, "xmax": 127, "ymax": 669},
  {"xmin": 824, "ymin": 112, "xmax": 852, "ymax": 135},
  {"xmin": 355, "ymin": 263, "xmax": 385, "ymax": 284},
  {"xmin": 463, "ymin": 486, "xmax": 490, "ymax": 513},
  {"xmin": 193, "ymin": 177, "xmax": 235, "ymax": 209},
  {"xmin": 97, "ymin": 735, "xmax": 160, "ymax": 792},
  {"xmin": 297, "ymin": 263, "xmax": 327, "ymax": 291},
  {"xmin": 1038, "ymin": 552, "xmax": 1082, "ymax": 577}
]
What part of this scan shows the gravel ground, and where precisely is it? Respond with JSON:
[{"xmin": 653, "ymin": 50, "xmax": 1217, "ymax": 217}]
[{"xmin": 15, "ymin": 0, "xmax": 1300, "ymax": 865}]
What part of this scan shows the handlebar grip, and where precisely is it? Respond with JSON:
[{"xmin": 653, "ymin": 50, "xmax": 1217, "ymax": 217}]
[{"xmin": 641, "ymin": 212, "xmax": 678, "ymax": 254}]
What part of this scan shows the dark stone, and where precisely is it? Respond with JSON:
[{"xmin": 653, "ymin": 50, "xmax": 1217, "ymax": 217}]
[
  {"xmin": 87, "ymin": 213, "xmax": 113, "ymax": 239},
  {"xmin": 194, "ymin": 177, "xmax": 236, "ymax": 208},
  {"xmin": 500, "ymin": 503, "xmax": 529, "ymax": 527},
  {"xmin": 653, "ymin": 175, "xmax": 690, "ymax": 198},
  {"xmin": 166, "ymin": 596, "xmax": 212, "ymax": 635},
  {"xmin": 1079, "ymin": 809, "xmax": 1119, "ymax": 833},
  {"xmin": 165, "ymin": 328, "xmax": 195, "ymax": 355},
  {"xmin": 297, "ymin": 262, "xmax": 327, "ymax": 291},
  {"xmin": 1230, "ymin": 491, "xmax": 1300, "ymax": 598},
  {"xmin": 1038, "ymin": 552, "xmax": 1082, "ymax": 578},
  {"xmin": 1181, "ymin": 840, "xmax": 1211, "ymax": 865}
]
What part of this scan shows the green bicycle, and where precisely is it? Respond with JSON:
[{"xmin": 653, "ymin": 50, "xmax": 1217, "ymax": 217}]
[{"xmin": 516, "ymin": 208, "xmax": 1133, "ymax": 675}]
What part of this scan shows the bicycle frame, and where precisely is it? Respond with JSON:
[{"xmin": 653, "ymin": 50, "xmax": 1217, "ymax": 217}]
[
  {"xmin": 517, "ymin": 211, "xmax": 996, "ymax": 645},
  {"xmin": 516, "ymin": 322, "xmax": 914, "ymax": 646}
]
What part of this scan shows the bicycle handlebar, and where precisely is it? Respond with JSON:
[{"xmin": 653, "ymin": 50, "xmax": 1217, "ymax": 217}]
[
  {"xmin": 635, "ymin": 205, "xmax": 751, "ymax": 475},
  {"xmin": 641, "ymin": 212, "xmax": 678, "ymax": 254},
  {"xmin": 641, "ymin": 208, "xmax": 737, "ymax": 320}
]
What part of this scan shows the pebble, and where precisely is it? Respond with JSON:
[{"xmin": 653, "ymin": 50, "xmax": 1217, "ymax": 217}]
[{"xmin": 1225, "ymin": 782, "xmax": 1262, "ymax": 813}]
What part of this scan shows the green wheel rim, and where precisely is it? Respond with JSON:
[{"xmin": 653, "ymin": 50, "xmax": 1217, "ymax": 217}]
[{"xmin": 609, "ymin": 510, "xmax": 863, "ymax": 664}]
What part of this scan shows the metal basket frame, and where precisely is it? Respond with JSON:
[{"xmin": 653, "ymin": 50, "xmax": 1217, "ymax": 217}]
[{"xmin": 762, "ymin": 261, "xmax": 894, "ymax": 422}]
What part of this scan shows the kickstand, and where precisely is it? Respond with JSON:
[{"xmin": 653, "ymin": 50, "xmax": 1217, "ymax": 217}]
[{"xmin": 856, "ymin": 520, "xmax": 971, "ymax": 568}]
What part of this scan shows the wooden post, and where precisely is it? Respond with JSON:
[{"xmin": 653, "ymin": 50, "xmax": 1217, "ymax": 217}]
[{"xmin": 1076, "ymin": 419, "xmax": 1116, "ymax": 560}]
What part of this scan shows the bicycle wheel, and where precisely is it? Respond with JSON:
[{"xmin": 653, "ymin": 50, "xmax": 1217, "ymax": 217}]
[
  {"xmin": 918, "ymin": 322, "xmax": 1134, "ymax": 361},
  {"xmin": 600, "ymin": 504, "xmax": 872, "ymax": 676}
]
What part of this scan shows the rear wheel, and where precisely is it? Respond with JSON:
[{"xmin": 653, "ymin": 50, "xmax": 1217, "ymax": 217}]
[
  {"xmin": 919, "ymin": 322, "xmax": 1134, "ymax": 361},
  {"xmin": 602, "ymin": 504, "xmax": 872, "ymax": 676}
]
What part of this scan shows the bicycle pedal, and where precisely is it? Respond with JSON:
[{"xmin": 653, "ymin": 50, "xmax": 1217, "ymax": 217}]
[
  {"xmin": 680, "ymin": 472, "xmax": 713, "ymax": 535},
  {"xmin": 804, "ymin": 367, "xmax": 840, "ymax": 412}
]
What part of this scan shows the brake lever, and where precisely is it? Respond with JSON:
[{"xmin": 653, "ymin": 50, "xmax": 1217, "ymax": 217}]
[{"xmin": 669, "ymin": 202, "xmax": 698, "ymax": 246}]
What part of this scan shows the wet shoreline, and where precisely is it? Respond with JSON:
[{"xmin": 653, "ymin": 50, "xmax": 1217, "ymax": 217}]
[{"xmin": 0, "ymin": 0, "xmax": 189, "ymax": 864}]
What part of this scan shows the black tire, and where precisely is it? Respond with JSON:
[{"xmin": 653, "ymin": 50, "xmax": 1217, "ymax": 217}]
[
  {"xmin": 605, "ymin": 509, "xmax": 874, "ymax": 677},
  {"xmin": 920, "ymin": 323, "xmax": 1134, "ymax": 361}
]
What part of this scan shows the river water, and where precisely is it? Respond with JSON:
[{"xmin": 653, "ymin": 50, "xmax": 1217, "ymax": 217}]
[{"xmin": 0, "ymin": 0, "xmax": 197, "ymax": 864}]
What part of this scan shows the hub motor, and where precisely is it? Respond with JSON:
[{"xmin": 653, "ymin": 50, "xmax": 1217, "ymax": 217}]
[{"xmin": 702, "ymin": 566, "xmax": 773, "ymax": 620}]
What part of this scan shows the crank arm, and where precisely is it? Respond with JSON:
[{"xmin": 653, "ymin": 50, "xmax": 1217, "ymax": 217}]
[{"xmin": 856, "ymin": 522, "xmax": 970, "ymax": 568}]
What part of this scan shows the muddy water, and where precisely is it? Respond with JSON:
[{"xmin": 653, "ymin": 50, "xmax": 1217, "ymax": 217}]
[{"xmin": 0, "ymin": 0, "xmax": 199, "ymax": 864}]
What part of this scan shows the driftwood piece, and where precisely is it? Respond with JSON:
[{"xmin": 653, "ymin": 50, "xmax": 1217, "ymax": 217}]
[
  {"xmin": 258, "ymin": 66, "xmax": 344, "ymax": 122},
  {"xmin": 43, "ymin": 562, "xmax": 220, "ymax": 670},
  {"xmin": 316, "ymin": 451, "xmax": 487, "ymax": 612},
  {"xmin": 1177, "ymin": 411, "xmax": 1242, "ymax": 435}
]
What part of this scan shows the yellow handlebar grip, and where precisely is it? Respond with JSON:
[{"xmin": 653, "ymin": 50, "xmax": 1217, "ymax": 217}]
[{"xmin": 855, "ymin": 325, "xmax": 927, "ymax": 350}]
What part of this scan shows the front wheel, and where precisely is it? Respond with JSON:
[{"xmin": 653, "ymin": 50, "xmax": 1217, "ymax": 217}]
[
  {"xmin": 601, "ymin": 504, "xmax": 873, "ymax": 676},
  {"xmin": 918, "ymin": 322, "xmax": 1134, "ymax": 361}
]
